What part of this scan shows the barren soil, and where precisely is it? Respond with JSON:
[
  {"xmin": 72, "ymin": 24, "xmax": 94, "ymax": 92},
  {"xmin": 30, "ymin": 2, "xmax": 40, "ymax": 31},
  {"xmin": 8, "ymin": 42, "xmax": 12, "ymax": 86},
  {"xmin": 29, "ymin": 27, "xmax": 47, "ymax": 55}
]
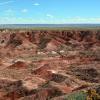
[{"xmin": 0, "ymin": 29, "xmax": 100, "ymax": 100}]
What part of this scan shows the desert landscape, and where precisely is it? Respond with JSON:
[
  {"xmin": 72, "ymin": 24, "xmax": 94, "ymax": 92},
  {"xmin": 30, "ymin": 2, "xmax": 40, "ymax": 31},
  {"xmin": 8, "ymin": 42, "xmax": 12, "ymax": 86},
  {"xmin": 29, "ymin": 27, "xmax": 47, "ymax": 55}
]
[{"xmin": 0, "ymin": 28, "xmax": 99, "ymax": 100}]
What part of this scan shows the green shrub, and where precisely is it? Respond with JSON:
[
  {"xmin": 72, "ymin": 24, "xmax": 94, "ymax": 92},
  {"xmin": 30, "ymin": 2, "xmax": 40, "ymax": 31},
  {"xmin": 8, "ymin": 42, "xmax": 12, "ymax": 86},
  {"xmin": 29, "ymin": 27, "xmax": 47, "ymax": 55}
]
[{"xmin": 64, "ymin": 91, "xmax": 87, "ymax": 100}]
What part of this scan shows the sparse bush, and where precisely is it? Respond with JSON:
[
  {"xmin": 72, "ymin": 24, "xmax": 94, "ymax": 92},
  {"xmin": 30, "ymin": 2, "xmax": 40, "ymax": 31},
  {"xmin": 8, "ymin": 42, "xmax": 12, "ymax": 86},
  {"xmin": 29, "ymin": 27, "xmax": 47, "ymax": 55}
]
[
  {"xmin": 64, "ymin": 91, "xmax": 87, "ymax": 100},
  {"xmin": 86, "ymin": 89, "xmax": 100, "ymax": 100}
]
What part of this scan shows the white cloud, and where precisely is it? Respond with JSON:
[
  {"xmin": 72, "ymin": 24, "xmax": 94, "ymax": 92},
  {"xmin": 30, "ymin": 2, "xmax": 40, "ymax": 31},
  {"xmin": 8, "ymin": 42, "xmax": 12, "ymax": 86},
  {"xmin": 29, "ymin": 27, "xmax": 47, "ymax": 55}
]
[
  {"xmin": 33, "ymin": 3, "xmax": 40, "ymax": 6},
  {"xmin": 46, "ymin": 14, "xmax": 54, "ymax": 18},
  {"xmin": 0, "ymin": 0, "xmax": 14, "ymax": 6},
  {"xmin": 1, "ymin": 17, "xmax": 100, "ymax": 24},
  {"xmin": 21, "ymin": 9, "xmax": 28, "ymax": 13},
  {"xmin": 65, "ymin": 17, "xmax": 100, "ymax": 23}
]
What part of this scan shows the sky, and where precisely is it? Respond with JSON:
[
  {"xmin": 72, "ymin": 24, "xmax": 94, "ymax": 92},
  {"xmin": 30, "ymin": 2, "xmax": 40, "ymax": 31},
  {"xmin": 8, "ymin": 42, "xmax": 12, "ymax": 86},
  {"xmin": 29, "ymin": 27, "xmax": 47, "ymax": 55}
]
[{"xmin": 0, "ymin": 0, "xmax": 100, "ymax": 24}]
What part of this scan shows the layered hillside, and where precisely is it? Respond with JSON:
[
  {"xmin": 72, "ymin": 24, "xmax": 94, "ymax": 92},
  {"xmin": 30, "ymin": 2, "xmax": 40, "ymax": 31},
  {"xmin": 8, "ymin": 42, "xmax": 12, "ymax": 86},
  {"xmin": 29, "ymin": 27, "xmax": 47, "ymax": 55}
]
[{"xmin": 0, "ymin": 29, "xmax": 100, "ymax": 100}]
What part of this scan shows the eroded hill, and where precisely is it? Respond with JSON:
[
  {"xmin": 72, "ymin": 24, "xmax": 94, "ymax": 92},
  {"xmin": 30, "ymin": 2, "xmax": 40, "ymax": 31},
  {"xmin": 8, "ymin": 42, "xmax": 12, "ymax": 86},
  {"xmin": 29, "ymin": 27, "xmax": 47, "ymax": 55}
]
[{"xmin": 0, "ymin": 29, "xmax": 100, "ymax": 100}]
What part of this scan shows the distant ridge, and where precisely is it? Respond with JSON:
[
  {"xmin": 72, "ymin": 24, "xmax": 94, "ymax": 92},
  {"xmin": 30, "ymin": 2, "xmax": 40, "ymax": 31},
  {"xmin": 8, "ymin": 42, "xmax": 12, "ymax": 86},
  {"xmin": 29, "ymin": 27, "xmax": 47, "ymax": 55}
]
[{"xmin": 0, "ymin": 24, "xmax": 100, "ymax": 29}]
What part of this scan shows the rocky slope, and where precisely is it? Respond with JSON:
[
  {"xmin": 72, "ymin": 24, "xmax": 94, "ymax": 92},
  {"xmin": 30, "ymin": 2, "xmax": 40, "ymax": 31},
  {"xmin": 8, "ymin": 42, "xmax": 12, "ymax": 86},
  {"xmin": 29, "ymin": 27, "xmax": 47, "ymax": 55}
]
[{"xmin": 0, "ymin": 29, "xmax": 100, "ymax": 100}]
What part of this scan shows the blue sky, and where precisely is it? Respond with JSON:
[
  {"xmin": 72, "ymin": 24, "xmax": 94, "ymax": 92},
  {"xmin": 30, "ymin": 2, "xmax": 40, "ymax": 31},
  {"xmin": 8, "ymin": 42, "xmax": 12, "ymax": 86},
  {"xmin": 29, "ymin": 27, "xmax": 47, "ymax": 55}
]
[{"xmin": 0, "ymin": 0, "xmax": 100, "ymax": 24}]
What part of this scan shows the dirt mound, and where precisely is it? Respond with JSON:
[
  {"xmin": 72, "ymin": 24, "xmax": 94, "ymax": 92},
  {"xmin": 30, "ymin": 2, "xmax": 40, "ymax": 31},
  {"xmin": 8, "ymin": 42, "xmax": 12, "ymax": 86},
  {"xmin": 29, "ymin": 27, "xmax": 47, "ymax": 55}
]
[
  {"xmin": 32, "ymin": 64, "xmax": 53, "ymax": 80},
  {"xmin": 8, "ymin": 61, "xmax": 28, "ymax": 69},
  {"xmin": 70, "ymin": 67, "xmax": 99, "ymax": 83},
  {"xmin": 1, "ymin": 30, "xmax": 99, "ymax": 51},
  {"xmin": 0, "ymin": 78, "xmax": 23, "ymax": 99},
  {"xmin": 6, "ymin": 33, "xmax": 23, "ymax": 48},
  {"xmin": 42, "ymin": 81, "xmax": 72, "ymax": 94},
  {"xmin": 19, "ymin": 88, "xmax": 61, "ymax": 100},
  {"xmin": 50, "ymin": 73, "xmax": 67, "ymax": 83}
]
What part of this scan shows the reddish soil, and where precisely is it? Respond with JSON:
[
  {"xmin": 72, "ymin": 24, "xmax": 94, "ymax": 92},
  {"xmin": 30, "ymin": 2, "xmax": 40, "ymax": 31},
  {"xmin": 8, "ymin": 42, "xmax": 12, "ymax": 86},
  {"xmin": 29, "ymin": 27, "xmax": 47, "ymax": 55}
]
[{"xmin": 0, "ymin": 29, "xmax": 100, "ymax": 99}]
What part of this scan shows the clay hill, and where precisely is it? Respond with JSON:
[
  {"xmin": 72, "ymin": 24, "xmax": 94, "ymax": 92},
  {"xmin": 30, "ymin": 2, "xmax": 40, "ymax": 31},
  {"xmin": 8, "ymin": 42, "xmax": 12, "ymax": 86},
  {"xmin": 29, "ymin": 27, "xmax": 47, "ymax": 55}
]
[{"xmin": 0, "ymin": 29, "xmax": 100, "ymax": 100}]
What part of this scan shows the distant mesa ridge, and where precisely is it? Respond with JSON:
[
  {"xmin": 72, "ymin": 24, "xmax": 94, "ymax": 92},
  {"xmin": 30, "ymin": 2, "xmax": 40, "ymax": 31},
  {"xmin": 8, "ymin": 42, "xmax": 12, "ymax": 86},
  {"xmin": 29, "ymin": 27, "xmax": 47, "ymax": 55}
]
[{"xmin": 0, "ymin": 24, "xmax": 100, "ymax": 29}]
